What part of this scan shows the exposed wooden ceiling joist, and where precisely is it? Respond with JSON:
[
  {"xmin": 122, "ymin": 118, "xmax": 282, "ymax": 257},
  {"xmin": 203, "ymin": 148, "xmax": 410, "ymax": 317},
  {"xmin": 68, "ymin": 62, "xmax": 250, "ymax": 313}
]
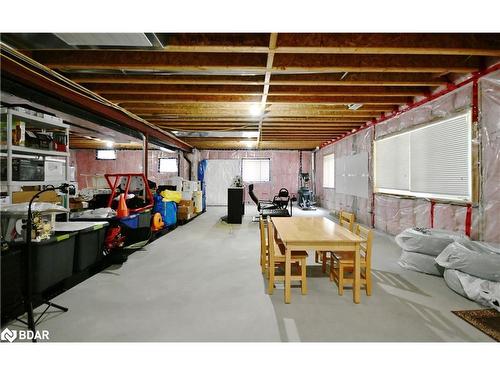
[
  {"xmin": 83, "ymin": 83, "xmax": 426, "ymax": 97},
  {"xmin": 6, "ymin": 32, "xmax": 498, "ymax": 151},
  {"xmin": 29, "ymin": 50, "xmax": 481, "ymax": 74},
  {"xmin": 68, "ymin": 72, "xmax": 447, "ymax": 87}
]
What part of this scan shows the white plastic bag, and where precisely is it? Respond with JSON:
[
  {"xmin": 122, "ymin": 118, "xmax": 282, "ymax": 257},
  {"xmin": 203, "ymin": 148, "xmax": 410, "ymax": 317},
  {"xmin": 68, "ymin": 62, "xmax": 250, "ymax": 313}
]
[
  {"xmin": 70, "ymin": 207, "xmax": 116, "ymax": 219},
  {"xmin": 398, "ymin": 250, "xmax": 444, "ymax": 276},
  {"xmin": 444, "ymin": 269, "xmax": 500, "ymax": 312},
  {"xmin": 395, "ymin": 228, "xmax": 468, "ymax": 256},
  {"xmin": 443, "ymin": 269, "xmax": 467, "ymax": 297},
  {"xmin": 436, "ymin": 240, "xmax": 500, "ymax": 282}
]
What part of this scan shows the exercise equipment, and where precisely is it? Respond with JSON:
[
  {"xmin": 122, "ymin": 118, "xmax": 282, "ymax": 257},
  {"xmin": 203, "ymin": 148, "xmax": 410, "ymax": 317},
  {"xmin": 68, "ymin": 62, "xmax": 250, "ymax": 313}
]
[
  {"xmin": 297, "ymin": 151, "xmax": 316, "ymax": 210},
  {"xmin": 249, "ymin": 184, "xmax": 291, "ymax": 218}
]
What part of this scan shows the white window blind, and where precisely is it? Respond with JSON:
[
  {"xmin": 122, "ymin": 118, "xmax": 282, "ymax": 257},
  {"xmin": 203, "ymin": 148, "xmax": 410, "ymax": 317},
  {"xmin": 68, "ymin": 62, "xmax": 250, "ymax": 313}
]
[
  {"xmin": 374, "ymin": 110, "xmax": 472, "ymax": 202},
  {"xmin": 323, "ymin": 153, "xmax": 335, "ymax": 188},
  {"xmin": 374, "ymin": 132, "xmax": 410, "ymax": 191},
  {"xmin": 242, "ymin": 159, "xmax": 270, "ymax": 182},
  {"xmin": 159, "ymin": 158, "xmax": 178, "ymax": 173}
]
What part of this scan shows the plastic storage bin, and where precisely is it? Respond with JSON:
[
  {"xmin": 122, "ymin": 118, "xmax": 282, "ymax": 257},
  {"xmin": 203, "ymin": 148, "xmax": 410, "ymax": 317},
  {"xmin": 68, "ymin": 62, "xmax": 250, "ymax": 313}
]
[
  {"xmin": 1, "ymin": 248, "xmax": 24, "ymax": 324},
  {"xmin": 10, "ymin": 232, "xmax": 77, "ymax": 294},
  {"xmin": 55, "ymin": 221, "xmax": 109, "ymax": 272}
]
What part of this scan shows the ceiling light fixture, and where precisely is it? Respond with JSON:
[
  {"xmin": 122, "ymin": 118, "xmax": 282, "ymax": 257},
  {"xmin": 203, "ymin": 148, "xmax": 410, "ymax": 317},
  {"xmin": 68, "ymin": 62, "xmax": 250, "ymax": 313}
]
[
  {"xmin": 347, "ymin": 103, "xmax": 363, "ymax": 110},
  {"xmin": 105, "ymin": 140, "xmax": 114, "ymax": 148},
  {"xmin": 249, "ymin": 104, "xmax": 263, "ymax": 117},
  {"xmin": 240, "ymin": 140, "xmax": 256, "ymax": 148}
]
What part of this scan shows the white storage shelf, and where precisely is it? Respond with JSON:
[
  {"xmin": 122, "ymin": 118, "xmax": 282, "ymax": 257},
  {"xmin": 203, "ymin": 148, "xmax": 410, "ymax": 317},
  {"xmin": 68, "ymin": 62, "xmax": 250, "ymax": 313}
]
[
  {"xmin": 1, "ymin": 107, "xmax": 70, "ymax": 207},
  {"xmin": 0, "ymin": 107, "xmax": 68, "ymax": 130},
  {"xmin": 0, "ymin": 145, "xmax": 69, "ymax": 157}
]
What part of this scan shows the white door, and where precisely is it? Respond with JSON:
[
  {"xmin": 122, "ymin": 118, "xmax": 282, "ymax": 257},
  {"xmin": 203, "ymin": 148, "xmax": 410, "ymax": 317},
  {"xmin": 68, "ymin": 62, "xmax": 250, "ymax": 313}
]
[{"xmin": 205, "ymin": 159, "xmax": 241, "ymax": 205}]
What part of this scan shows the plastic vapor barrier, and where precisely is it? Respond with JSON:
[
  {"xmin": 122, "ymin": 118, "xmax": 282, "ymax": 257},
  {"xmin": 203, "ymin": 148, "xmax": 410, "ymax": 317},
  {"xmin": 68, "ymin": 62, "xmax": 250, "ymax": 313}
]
[
  {"xmin": 315, "ymin": 127, "xmax": 373, "ymax": 225},
  {"xmin": 479, "ymin": 71, "xmax": 500, "ymax": 243},
  {"xmin": 444, "ymin": 269, "xmax": 500, "ymax": 312},
  {"xmin": 395, "ymin": 228, "xmax": 468, "ymax": 257},
  {"xmin": 200, "ymin": 150, "xmax": 312, "ymax": 205},
  {"xmin": 398, "ymin": 251, "xmax": 444, "ymax": 276},
  {"xmin": 436, "ymin": 240, "xmax": 500, "ymax": 282}
]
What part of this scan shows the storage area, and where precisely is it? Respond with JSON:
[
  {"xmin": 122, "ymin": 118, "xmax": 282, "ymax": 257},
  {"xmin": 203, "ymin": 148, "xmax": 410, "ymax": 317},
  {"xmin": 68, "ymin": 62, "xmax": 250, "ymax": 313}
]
[{"xmin": 1, "ymin": 23, "xmax": 500, "ymax": 373}]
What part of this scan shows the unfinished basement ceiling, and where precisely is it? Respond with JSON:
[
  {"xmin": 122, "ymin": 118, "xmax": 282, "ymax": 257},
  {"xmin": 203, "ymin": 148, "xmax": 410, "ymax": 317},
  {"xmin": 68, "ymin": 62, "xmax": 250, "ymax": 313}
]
[{"xmin": 2, "ymin": 33, "xmax": 500, "ymax": 150}]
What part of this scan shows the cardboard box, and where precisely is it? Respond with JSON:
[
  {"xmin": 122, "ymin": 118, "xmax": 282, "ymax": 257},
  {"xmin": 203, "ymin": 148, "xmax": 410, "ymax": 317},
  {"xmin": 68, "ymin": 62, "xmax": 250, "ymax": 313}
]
[
  {"xmin": 177, "ymin": 203, "xmax": 194, "ymax": 221},
  {"xmin": 179, "ymin": 199, "xmax": 194, "ymax": 208},
  {"xmin": 12, "ymin": 190, "xmax": 62, "ymax": 204}
]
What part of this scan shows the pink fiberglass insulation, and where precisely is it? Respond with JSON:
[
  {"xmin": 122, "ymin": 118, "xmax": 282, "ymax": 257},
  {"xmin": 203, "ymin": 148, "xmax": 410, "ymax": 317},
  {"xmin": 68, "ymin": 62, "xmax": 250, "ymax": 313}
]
[
  {"xmin": 414, "ymin": 200, "xmax": 432, "ymax": 228},
  {"xmin": 399, "ymin": 199, "xmax": 416, "ymax": 231},
  {"xmin": 70, "ymin": 149, "xmax": 143, "ymax": 189},
  {"xmin": 70, "ymin": 149, "xmax": 190, "ymax": 189},
  {"xmin": 199, "ymin": 150, "xmax": 312, "ymax": 204}
]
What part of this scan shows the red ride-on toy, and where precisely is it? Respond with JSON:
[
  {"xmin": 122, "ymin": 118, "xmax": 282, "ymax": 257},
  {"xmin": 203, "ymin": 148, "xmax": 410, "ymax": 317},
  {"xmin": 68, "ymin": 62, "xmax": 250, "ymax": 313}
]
[{"xmin": 103, "ymin": 173, "xmax": 155, "ymax": 256}]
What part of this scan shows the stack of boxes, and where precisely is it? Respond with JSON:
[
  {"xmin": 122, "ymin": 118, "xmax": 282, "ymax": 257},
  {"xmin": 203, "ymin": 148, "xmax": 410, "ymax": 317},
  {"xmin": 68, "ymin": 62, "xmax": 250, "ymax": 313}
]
[
  {"xmin": 163, "ymin": 178, "xmax": 202, "ymax": 222},
  {"xmin": 177, "ymin": 199, "xmax": 195, "ymax": 221}
]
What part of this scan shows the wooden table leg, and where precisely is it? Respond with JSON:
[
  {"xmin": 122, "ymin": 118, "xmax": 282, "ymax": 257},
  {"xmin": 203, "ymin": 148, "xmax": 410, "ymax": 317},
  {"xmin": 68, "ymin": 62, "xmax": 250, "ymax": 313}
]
[
  {"xmin": 353, "ymin": 243, "xmax": 360, "ymax": 304},
  {"xmin": 285, "ymin": 247, "xmax": 291, "ymax": 304}
]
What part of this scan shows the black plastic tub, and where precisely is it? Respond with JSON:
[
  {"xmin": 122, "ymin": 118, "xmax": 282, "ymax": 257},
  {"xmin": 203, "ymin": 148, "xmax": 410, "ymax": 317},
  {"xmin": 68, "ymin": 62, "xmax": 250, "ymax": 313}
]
[
  {"xmin": 10, "ymin": 233, "xmax": 77, "ymax": 294},
  {"xmin": 56, "ymin": 222, "xmax": 109, "ymax": 272}
]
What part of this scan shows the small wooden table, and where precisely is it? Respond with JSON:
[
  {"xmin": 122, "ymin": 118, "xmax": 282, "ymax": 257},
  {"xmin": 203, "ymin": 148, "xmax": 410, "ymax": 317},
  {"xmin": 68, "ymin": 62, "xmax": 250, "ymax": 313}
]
[{"xmin": 271, "ymin": 217, "xmax": 365, "ymax": 304}]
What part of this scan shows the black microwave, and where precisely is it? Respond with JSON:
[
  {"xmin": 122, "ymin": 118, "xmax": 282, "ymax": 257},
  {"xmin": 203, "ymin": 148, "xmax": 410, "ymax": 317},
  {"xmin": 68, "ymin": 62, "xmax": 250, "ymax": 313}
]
[{"xmin": 1, "ymin": 158, "xmax": 45, "ymax": 181}]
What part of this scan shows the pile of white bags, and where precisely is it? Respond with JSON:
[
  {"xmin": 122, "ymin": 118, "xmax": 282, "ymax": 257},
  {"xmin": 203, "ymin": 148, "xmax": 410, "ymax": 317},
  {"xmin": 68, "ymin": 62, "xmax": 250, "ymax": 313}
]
[
  {"xmin": 437, "ymin": 241, "xmax": 500, "ymax": 312},
  {"xmin": 396, "ymin": 228, "xmax": 468, "ymax": 276}
]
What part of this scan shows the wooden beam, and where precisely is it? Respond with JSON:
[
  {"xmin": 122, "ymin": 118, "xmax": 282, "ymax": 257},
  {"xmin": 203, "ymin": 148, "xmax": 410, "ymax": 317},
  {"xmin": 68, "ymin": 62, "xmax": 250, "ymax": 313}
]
[
  {"xmin": 107, "ymin": 95, "xmax": 409, "ymax": 105},
  {"xmin": 275, "ymin": 33, "xmax": 500, "ymax": 56},
  {"xmin": 30, "ymin": 50, "xmax": 481, "ymax": 74},
  {"xmin": 67, "ymin": 72, "xmax": 446, "ymax": 87},
  {"xmin": 258, "ymin": 33, "xmax": 278, "ymax": 147},
  {"xmin": 84, "ymin": 83, "xmax": 425, "ymax": 97},
  {"xmin": 178, "ymin": 138, "xmax": 320, "ymax": 150},
  {"xmin": 68, "ymin": 75, "xmax": 266, "ymax": 85},
  {"xmin": 141, "ymin": 116, "xmax": 380, "ymax": 125},
  {"xmin": 148, "ymin": 118, "xmax": 370, "ymax": 127}
]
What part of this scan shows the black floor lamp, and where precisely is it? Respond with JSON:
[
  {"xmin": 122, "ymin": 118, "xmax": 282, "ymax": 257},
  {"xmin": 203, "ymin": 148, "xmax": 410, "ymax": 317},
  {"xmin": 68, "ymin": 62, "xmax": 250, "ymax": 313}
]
[{"xmin": 16, "ymin": 183, "xmax": 74, "ymax": 342}]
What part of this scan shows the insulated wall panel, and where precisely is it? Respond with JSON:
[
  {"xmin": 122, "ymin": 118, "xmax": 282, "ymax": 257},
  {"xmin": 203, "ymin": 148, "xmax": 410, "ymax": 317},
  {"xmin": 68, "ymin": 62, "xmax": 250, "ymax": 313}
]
[{"xmin": 204, "ymin": 159, "xmax": 241, "ymax": 206}]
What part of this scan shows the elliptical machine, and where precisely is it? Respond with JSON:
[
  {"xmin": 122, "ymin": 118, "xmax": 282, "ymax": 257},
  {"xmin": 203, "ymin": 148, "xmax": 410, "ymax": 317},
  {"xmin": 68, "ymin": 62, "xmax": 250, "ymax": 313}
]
[{"xmin": 297, "ymin": 152, "xmax": 316, "ymax": 210}]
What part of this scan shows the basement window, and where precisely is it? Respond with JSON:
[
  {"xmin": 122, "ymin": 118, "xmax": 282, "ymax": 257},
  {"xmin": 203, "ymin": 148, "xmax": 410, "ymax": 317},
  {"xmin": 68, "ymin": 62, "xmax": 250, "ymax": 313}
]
[
  {"xmin": 374, "ymin": 110, "xmax": 473, "ymax": 202},
  {"xmin": 96, "ymin": 149, "xmax": 117, "ymax": 160},
  {"xmin": 158, "ymin": 158, "xmax": 178, "ymax": 173},
  {"xmin": 323, "ymin": 153, "xmax": 335, "ymax": 188},
  {"xmin": 242, "ymin": 158, "xmax": 270, "ymax": 183}
]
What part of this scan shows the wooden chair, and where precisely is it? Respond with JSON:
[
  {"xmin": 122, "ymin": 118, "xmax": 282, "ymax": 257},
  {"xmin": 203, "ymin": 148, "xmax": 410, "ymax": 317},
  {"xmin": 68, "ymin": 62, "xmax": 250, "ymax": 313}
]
[
  {"xmin": 259, "ymin": 215, "xmax": 269, "ymax": 274},
  {"xmin": 329, "ymin": 224, "xmax": 373, "ymax": 296},
  {"xmin": 259, "ymin": 215, "xmax": 284, "ymax": 275},
  {"xmin": 266, "ymin": 217, "xmax": 308, "ymax": 295},
  {"xmin": 316, "ymin": 210, "xmax": 356, "ymax": 273}
]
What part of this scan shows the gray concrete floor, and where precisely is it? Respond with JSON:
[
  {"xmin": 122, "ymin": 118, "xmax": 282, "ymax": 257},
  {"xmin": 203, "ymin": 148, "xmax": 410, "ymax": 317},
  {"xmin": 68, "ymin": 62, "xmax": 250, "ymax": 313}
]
[{"xmin": 8, "ymin": 205, "xmax": 494, "ymax": 342}]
